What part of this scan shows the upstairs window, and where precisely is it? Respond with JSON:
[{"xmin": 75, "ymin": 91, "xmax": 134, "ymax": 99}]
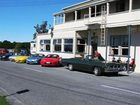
[
  {"xmin": 132, "ymin": 0, "xmax": 140, "ymax": 10},
  {"xmin": 109, "ymin": 0, "xmax": 129, "ymax": 14},
  {"xmin": 54, "ymin": 14, "xmax": 64, "ymax": 25}
]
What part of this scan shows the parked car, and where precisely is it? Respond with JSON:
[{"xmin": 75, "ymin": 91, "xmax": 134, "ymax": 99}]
[
  {"xmin": 15, "ymin": 56, "xmax": 29, "ymax": 63},
  {"xmin": 0, "ymin": 48, "xmax": 9, "ymax": 56},
  {"xmin": 9, "ymin": 55, "xmax": 20, "ymax": 62},
  {"xmin": 61, "ymin": 55, "xmax": 135, "ymax": 76},
  {"xmin": 0, "ymin": 52, "xmax": 13, "ymax": 61},
  {"xmin": 26, "ymin": 54, "xmax": 44, "ymax": 64},
  {"xmin": 40, "ymin": 54, "xmax": 62, "ymax": 67}
]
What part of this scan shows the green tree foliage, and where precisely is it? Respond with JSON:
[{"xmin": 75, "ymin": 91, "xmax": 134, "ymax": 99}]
[
  {"xmin": 14, "ymin": 42, "xmax": 30, "ymax": 54},
  {"xmin": 0, "ymin": 41, "xmax": 30, "ymax": 54}
]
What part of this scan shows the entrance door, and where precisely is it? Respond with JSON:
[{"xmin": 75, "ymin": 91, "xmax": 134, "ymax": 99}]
[{"xmin": 91, "ymin": 36, "xmax": 98, "ymax": 56}]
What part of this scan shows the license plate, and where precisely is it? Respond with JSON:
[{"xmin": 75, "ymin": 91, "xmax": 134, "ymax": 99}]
[{"xmin": 46, "ymin": 62, "xmax": 50, "ymax": 64}]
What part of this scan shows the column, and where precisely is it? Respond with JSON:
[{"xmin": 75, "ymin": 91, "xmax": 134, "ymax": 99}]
[
  {"xmin": 95, "ymin": 5, "xmax": 97, "ymax": 17},
  {"xmin": 62, "ymin": 39, "xmax": 64, "ymax": 52},
  {"xmin": 53, "ymin": 16, "xmax": 56, "ymax": 26},
  {"xmin": 75, "ymin": 10, "xmax": 77, "ymax": 21},
  {"xmin": 63, "ymin": 13, "xmax": 65, "ymax": 23},
  {"xmin": 107, "ymin": 2, "xmax": 109, "ymax": 16},
  {"xmin": 129, "ymin": 0, "xmax": 132, "ymax": 12},
  {"xmin": 50, "ymin": 38, "xmax": 53, "ymax": 53},
  {"xmin": 73, "ymin": 32, "xmax": 77, "ymax": 56},
  {"xmin": 88, "ymin": 30, "xmax": 92, "ymax": 55}
]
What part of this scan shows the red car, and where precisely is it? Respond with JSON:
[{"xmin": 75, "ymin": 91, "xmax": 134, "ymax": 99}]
[{"xmin": 40, "ymin": 54, "xmax": 62, "ymax": 67}]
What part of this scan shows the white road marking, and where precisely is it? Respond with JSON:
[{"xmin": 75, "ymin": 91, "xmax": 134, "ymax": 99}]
[
  {"xmin": 101, "ymin": 85, "xmax": 140, "ymax": 95},
  {"xmin": 0, "ymin": 87, "xmax": 25, "ymax": 105},
  {"xmin": 24, "ymin": 67, "xmax": 42, "ymax": 73}
]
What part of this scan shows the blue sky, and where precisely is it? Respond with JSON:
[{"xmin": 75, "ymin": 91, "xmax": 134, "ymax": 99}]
[{"xmin": 0, "ymin": 0, "xmax": 85, "ymax": 42}]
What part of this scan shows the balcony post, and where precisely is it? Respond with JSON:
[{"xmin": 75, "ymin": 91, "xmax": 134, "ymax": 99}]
[
  {"xmin": 129, "ymin": 0, "xmax": 132, "ymax": 12},
  {"xmin": 75, "ymin": 10, "xmax": 77, "ymax": 21},
  {"xmin": 63, "ymin": 13, "xmax": 65, "ymax": 23},
  {"xmin": 107, "ymin": 2, "xmax": 109, "ymax": 15},
  {"xmin": 89, "ymin": 7, "xmax": 91, "ymax": 18},
  {"xmin": 95, "ymin": 5, "xmax": 97, "ymax": 17}
]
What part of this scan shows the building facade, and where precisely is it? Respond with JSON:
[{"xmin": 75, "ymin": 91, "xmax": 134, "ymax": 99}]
[{"xmin": 31, "ymin": 0, "xmax": 140, "ymax": 72}]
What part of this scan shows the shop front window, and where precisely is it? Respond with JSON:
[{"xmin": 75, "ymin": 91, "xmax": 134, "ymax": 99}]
[
  {"xmin": 64, "ymin": 39, "xmax": 73, "ymax": 52},
  {"xmin": 77, "ymin": 39, "xmax": 85, "ymax": 53},
  {"xmin": 44, "ymin": 40, "xmax": 50, "ymax": 51},
  {"xmin": 110, "ymin": 35, "xmax": 128, "ymax": 56},
  {"xmin": 53, "ymin": 39, "xmax": 61, "ymax": 52}
]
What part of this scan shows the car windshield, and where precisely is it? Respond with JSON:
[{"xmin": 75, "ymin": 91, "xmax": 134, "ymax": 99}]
[
  {"xmin": 84, "ymin": 55, "xmax": 93, "ymax": 60},
  {"xmin": 46, "ymin": 54, "xmax": 59, "ymax": 58}
]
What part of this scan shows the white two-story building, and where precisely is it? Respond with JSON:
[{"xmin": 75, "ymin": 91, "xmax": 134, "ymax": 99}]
[{"xmin": 31, "ymin": 0, "xmax": 140, "ymax": 72}]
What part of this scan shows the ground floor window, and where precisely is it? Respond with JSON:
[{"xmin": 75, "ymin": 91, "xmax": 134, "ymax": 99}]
[
  {"xmin": 110, "ymin": 35, "xmax": 128, "ymax": 56},
  {"xmin": 45, "ymin": 45, "xmax": 50, "ymax": 51},
  {"xmin": 40, "ymin": 39, "xmax": 50, "ymax": 51},
  {"xmin": 44, "ymin": 40, "xmax": 50, "ymax": 51},
  {"xmin": 53, "ymin": 39, "xmax": 61, "ymax": 52},
  {"xmin": 77, "ymin": 39, "xmax": 85, "ymax": 53},
  {"xmin": 64, "ymin": 39, "xmax": 73, "ymax": 52}
]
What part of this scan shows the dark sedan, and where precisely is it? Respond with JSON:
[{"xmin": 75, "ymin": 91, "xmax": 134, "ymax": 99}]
[{"xmin": 62, "ymin": 55, "xmax": 134, "ymax": 76}]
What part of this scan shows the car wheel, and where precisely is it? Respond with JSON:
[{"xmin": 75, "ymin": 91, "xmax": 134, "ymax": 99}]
[
  {"xmin": 68, "ymin": 64, "xmax": 73, "ymax": 71},
  {"xmin": 94, "ymin": 67, "xmax": 102, "ymax": 76},
  {"xmin": 113, "ymin": 72, "xmax": 118, "ymax": 75},
  {"xmin": 41, "ymin": 65, "xmax": 44, "ymax": 67}
]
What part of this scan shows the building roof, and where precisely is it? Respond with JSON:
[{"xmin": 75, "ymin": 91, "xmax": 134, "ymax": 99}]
[{"xmin": 54, "ymin": 0, "xmax": 107, "ymax": 15}]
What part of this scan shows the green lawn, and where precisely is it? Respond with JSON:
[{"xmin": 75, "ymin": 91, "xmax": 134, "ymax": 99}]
[{"xmin": 0, "ymin": 96, "xmax": 10, "ymax": 105}]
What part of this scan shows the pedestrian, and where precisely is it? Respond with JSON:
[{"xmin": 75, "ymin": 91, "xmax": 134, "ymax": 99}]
[{"xmin": 94, "ymin": 50, "xmax": 104, "ymax": 61}]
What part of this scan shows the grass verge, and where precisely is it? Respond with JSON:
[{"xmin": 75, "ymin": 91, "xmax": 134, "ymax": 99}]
[{"xmin": 0, "ymin": 96, "xmax": 10, "ymax": 105}]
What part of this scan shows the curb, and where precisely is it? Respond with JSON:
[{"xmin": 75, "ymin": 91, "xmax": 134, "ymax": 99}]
[{"xmin": 0, "ymin": 87, "xmax": 24, "ymax": 105}]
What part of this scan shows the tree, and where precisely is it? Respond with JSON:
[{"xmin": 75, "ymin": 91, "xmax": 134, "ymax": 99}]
[{"xmin": 14, "ymin": 42, "xmax": 30, "ymax": 55}]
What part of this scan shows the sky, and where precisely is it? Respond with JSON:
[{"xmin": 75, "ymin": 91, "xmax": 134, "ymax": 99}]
[{"xmin": 0, "ymin": 0, "xmax": 85, "ymax": 42}]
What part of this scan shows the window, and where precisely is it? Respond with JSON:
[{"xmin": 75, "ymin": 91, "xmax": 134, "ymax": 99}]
[
  {"xmin": 109, "ymin": 0, "xmax": 129, "ymax": 14},
  {"xmin": 40, "ymin": 40, "xmax": 43, "ymax": 45},
  {"xmin": 44, "ymin": 40, "xmax": 50, "ymax": 51},
  {"xmin": 54, "ymin": 14, "xmax": 64, "ymax": 25},
  {"xmin": 53, "ymin": 39, "xmax": 61, "ymax": 52},
  {"xmin": 33, "ymin": 44, "xmax": 36, "ymax": 48},
  {"xmin": 65, "ymin": 12, "xmax": 75, "ymax": 22},
  {"xmin": 77, "ymin": 39, "xmax": 85, "ymax": 53},
  {"xmin": 91, "ymin": 6, "xmax": 95, "ymax": 17},
  {"xmin": 40, "ymin": 40, "xmax": 50, "ymax": 51},
  {"xmin": 64, "ymin": 39, "xmax": 73, "ymax": 52},
  {"xmin": 132, "ymin": 0, "xmax": 140, "ymax": 10},
  {"xmin": 44, "ymin": 40, "xmax": 50, "ymax": 44},
  {"xmin": 96, "ymin": 4, "xmax": 106, "ymax": 16},
  {"xmin": 110, "ymin": 35, "xmax": 128, "ymax": 56}
]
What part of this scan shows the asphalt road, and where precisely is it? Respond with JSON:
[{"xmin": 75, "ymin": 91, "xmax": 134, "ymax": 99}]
[{"xmin": 0, "ymin": 61, "xmax": 140, "ymax": 105}]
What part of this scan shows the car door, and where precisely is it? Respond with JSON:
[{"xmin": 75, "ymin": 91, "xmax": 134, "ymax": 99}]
[{"xmin": 72, "ymin": 58, "xmax": 92, "ymax": 71}]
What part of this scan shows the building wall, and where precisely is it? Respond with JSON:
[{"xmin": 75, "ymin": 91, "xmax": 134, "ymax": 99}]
[
  {"xmin": 30, "ymin": 41, "xmax": 36, "ymax": 54},
  {"xmin": 97, "ymin": 26, "xmax": 140, "ymax": 73},
  {"xmin": 36, "ymin": 34, "xmax": 52, "ymax": 55}
]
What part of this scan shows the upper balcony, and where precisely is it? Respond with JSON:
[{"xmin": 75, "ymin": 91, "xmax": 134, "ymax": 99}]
[{"xmin": 54, "ymin": 0, "xmax": 140, "ymax": 30}]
